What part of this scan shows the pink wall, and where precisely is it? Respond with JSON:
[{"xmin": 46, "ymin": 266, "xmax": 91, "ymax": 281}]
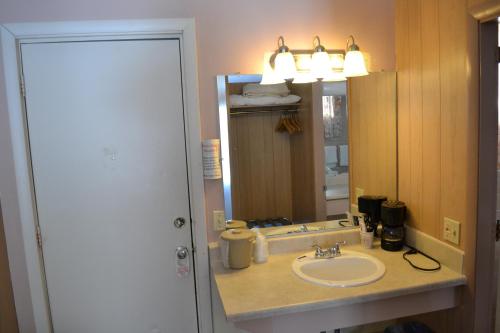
[
  {"xmin": 0, "ymin": 0, "xmax": 394, "ymax": 243},
  {"xmin": 0, "ymin": 1, "xmax": 394, "ymax": 329}
]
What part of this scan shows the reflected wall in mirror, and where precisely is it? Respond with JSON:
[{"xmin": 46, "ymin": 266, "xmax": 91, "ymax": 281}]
[{"xmin": 217, "ymin": 73, "xmax": 397, "ymax": 237}]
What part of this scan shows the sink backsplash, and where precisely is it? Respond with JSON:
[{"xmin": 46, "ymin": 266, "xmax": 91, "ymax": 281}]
[{"xmin": 208, "ymin": 226, "xmax": 464, "ymax": 273}]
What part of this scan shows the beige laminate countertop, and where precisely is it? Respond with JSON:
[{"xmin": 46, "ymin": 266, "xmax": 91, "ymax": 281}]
[{"xmin": 211, "ymin": 243, "xmax": 466, "ymax": 322}]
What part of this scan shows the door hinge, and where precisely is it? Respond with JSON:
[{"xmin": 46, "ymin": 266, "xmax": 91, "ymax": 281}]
[
  {"xmin": 35, "ymin": 225, "xmax": 43, "ymax": 248},
  {"xmin": 19, "ymin": 74, "xmax": 26, "ymax": 97}
]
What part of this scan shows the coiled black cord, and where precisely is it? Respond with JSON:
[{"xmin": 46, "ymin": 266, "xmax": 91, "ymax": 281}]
[{"xmin": 402, "ymin": 245, "xmax": 441, "ymax": 271}]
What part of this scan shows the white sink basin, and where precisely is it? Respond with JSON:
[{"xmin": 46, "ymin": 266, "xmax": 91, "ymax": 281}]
[{"xmin": 292, "ymin": 250, "xmax": 385, "ymax": 287}]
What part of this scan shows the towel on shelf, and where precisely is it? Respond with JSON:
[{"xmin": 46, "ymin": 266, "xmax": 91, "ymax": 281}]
[
  {"xmin": 229, "ymin": 94, "xmax": 301, "ymax": 107},
  {"xmin": 242, "ymin": 83, "xmax": 290, "ymax": 97}
]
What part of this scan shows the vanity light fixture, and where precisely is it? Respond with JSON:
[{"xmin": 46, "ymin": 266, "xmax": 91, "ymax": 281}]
[
  {"xmin": 273, "ymin": 36, "xmax": 297, "ymax": 81},
  {"xmin": 343, "ymin": 35, "xmax": 369, "ymax": 77},
  {"xmin": 310, "ymin": 36, "xmax": 333, "ymax": 79},
  {"xmin": 260, "ymin": 52, "xmax": 285, "ymax": 85},
  {"xmin": 261, "ymin": 34, "xmax": 368, "ymax": 85}
]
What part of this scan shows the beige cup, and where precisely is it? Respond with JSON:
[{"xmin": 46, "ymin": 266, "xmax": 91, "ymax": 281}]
[
  {"xmin": 225, "ymin": 220, "xmax": 247, "ymax": 230},
  {"xmin": 220, "ymin": 229, "xmax": 255, "ymax": 269}
]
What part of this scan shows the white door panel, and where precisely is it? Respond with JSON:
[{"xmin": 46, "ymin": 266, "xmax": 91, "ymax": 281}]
[{"xmin": 21, "ymin": 39, "xmax": 198, "ymax": 333}]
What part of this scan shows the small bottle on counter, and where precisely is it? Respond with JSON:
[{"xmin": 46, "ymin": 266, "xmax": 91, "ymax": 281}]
[{"xmin": 252, "ymin": 228, "xmax": 269, "ymax": 263}]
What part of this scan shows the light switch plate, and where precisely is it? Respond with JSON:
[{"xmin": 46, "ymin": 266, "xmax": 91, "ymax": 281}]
[
  {"xmin": 443, "ymin": 217, "xmax": 460, "ymax": 245},
  {"xmin": 355, "ymin": 188, "xmax": 364, "ymax": 202},
  {"xmin": 213, "ymin": 210, "xmax": 226, "ymax": 231}
]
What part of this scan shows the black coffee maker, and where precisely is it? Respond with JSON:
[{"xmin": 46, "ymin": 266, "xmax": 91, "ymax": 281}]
[
  {"xmin": 380, "ymin": 201, "xmax": 406, "ymax": 251},
  {"xmin": 358, "ymin": 195, "xmax": 387, "ymax": 234}
]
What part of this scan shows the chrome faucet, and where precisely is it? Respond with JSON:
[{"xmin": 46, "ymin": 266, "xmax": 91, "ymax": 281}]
[{"xmin": 312, "ymin": 241, "xmax": 347, "ymax": 259}]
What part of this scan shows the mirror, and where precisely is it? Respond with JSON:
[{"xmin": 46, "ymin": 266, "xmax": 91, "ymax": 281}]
[{"xmin": 217, "ymin": 73, "xmax": 397, "ymax": 237}]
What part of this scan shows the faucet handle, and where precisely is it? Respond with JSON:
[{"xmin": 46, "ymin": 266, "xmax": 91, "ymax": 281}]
[
  {"xmin": 312, "ymin": 244, "xmax": 324, "ymax": 257},
  {"xmin": 332, "ymin": 241, "xmax": 347, "ymax": 255}
]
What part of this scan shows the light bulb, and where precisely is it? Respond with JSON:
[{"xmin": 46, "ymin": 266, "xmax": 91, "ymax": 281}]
[
  {"xmin": 260, "ymin": 52, "xmax": 285, "ymax": 85},
  {"xmin": 274, "ymin": 51, "xmax": 297, "ymax": 81},
  {"xmin": 311, "ymin": 51, "xmax": 333, "ymax": 79},
  {"xmin": 343, "ymin": 50, "xmax": 368, "ymax": 77}
]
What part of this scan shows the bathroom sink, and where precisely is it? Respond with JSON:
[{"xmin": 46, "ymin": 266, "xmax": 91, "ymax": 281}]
[{"xmin": 292, "ymin": 250, "xmax": 385, "ymax": 287}]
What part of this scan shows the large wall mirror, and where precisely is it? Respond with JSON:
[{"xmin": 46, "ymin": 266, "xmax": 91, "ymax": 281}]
[{"xmin": 217, "ymin": 72, "xmax": 397, "ymax": 237}]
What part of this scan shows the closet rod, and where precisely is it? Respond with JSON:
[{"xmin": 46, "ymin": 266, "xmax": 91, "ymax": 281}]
[{"xmin": 230, "ymin": 108, "xmax": 306, "ymax": 116}]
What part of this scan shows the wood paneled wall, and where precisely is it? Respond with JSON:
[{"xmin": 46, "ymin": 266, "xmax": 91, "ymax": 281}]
[
  {"xmin": 289, "ymin": 84, "xmax": 319, "ymax": 222},
  {"xmin": 348, "ymin": 72, "xmax": 398, "ymax": 205},
  {"xmin": 228, "ymin": 83, "xmax": 318, "ymax": 222},
  {"xmin": 396, "ymin": 0, "xmax": 478, "ymax": 251},
  {"xmin": 0, "ymin": 203, "xmax": 19, "ymax": 333},
  {"xmin": 396, "ymin": 0, "xmax": 478, "ymax": 331},
  {"xmin": 229, "ymin": 112, "xmax": 294, "ymax": 220}
]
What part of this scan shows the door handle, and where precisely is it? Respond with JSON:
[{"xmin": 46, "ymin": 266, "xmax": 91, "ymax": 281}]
[
  {"xmin": 175, "ymin": 246, "xmax": 190, "ymax": 278},
  {"xmin": 176, "ymin": 246, "xmax": 188, "ymax": 260}
]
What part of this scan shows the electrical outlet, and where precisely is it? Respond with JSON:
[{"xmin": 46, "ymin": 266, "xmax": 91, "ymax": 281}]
[
  {"xmin": 213, "ymin": 210, "xmax": 226, "ymax": 231},
  {"xmin": 443, "ymin": 217, "xmax": 460, "ymax": 245},
  {"xmin": 355, "ymin": 188, "xmax": 364, "ymax": 202}
]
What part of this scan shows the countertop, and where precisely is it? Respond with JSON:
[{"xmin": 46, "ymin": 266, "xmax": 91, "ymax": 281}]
[{"xmin": 211, "ymin": 243, "xmax": 466, "ymax": 322}]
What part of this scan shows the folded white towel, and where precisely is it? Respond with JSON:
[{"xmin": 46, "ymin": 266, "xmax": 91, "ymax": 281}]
[
  {"xmin": 242, "ymin": 83, "xmax": 290, "ymax": 97},
  {"xmin": 229, "ymin": 94, "xmax": 301, "ymax": 107}
]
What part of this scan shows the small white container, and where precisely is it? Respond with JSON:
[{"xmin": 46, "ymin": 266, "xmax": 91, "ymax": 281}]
[
  {"xmin": 360, "ymin": 231, "xmax": 374, "ymax": 249},
  {"xmin": 252, "ymin": 228, "xmax": 269, "ymax": 263}
]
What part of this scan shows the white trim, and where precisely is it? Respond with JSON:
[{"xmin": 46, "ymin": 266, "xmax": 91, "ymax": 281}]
[
  {"xmin": 3, "ymin": 19, "xmax": 193, "ymax": 38},
  {"xmin": 0, "ymin": 19, "xmax": 212, "ymax": 333},
  {"xmin": 0, "ymin": 26, "xmax": 53, "ymax": 333}
]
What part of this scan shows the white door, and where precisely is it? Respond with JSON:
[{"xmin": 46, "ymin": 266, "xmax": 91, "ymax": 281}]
[{"xmin": 20, "ymin": 38, "xmax": 198, "ymax": 333}]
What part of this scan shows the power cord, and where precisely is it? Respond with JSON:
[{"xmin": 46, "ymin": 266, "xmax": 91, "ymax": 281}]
[{"xmin": 402, "ymin": 245, "xmax": 441, "ymax": 271}]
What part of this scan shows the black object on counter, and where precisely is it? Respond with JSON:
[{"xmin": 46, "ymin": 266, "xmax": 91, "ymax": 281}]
[
  {"xmin": 358, "ymin": 195, "xmax": 387, "ymax": 235},
  {"xmin": 380, "ymin": 200, "xmax": 406, "ymax": 251}
]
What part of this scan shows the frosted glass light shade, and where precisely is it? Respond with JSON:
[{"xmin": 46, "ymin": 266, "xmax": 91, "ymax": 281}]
[
  {"xmin": 311, "ymin": 51, "xmax": 333, "ymax": 79},
  {"xmin": 322, "ymin": 70, "xmax": 347, "ymax": 82},
  {"xmin": 274, "ymin": 51, "xmax": 297, "ymax": 81},
  {"xmin": 292, "ymin": 71, "xmax": 316, "ymax": 84},
  {"xmin": 343, "ymin": 50, "xmax": 368, "ymax": 77},
  {"xmin": 260, "ymin": 52, "xmax": 285, "ymax": 85}
]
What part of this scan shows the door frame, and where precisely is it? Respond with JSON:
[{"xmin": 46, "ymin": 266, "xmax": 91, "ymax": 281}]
[
  {"xmin": 473, "ymin": 18, "xmax": 498, "ymax": 332},
  {"xmin": 0, "ymin": 19, "xmax": 211, "ymax": 333}
]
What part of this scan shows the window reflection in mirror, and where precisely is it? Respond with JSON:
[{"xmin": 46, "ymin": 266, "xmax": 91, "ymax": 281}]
[{"xmin": 322, "ymin": 83, "xmax": 350, "ymax": 221}]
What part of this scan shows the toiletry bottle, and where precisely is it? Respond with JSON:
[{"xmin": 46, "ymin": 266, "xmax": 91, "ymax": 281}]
[{"xmin": 252, "ymin": 228, "xmax": 269, "ymax": 263}]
